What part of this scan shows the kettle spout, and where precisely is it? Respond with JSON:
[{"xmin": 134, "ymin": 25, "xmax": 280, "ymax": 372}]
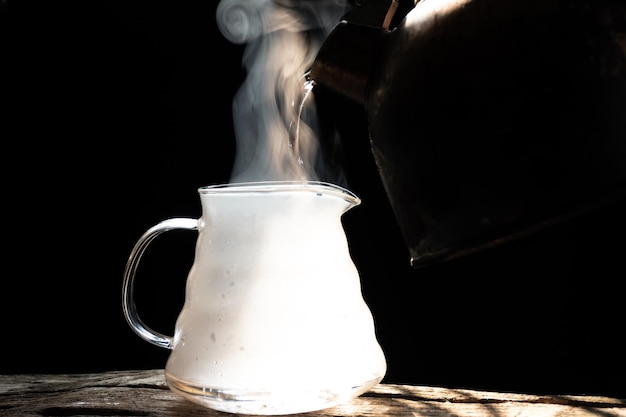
[
  {"xmin": 309, "ymin": 21, "xmax": 384, "ymax": 105},
  {"xmin": 309, "ymin": 0, "xmax": 415, "ymax": 104}
]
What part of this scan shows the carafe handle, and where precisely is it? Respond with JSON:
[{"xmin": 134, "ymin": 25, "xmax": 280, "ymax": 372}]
[{"xmin": 122, "ymin": 218, "xmax": 199, "ymax": 349}]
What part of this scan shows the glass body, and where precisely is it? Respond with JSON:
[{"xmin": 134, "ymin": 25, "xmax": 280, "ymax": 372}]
[{"xmin": 122, "ymin": 181, "xmax": 386, "ymax": 415}]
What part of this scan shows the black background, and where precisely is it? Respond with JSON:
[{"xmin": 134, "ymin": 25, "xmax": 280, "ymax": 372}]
[{"xmin": 1, "ymin": 0, "xmax": 624, "ymax": 400}]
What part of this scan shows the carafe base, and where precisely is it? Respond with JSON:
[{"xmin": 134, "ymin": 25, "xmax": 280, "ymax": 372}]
[{"xmin": 165, "ymin": 372, "xmax": 383, "ymax": 415}]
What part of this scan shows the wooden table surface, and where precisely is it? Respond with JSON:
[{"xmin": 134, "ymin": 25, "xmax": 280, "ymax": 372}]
[{"xmin": 1, "ymin": 369, "xmax": 624, "ymax": 417}]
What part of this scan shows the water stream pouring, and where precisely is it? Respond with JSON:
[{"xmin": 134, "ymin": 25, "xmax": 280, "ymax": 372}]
[{"xmin": 309, "ymin": 0, "xmax": 626, "ymax": 267}]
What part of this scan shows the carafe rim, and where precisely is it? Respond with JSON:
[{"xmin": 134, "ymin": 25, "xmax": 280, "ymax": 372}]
[{"xmin": 198, "ymin": 181, "xmax": 360, "ymax": 206}]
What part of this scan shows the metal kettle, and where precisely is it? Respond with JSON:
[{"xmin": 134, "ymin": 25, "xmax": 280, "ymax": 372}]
[{"xmin": 310, "ymin": 0, "xmax": 626, "ymax": 268}]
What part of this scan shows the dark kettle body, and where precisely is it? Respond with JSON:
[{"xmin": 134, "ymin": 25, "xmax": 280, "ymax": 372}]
[{"xmin": 311, "ymin": 0, "xmax": 626, "ymax": 267}]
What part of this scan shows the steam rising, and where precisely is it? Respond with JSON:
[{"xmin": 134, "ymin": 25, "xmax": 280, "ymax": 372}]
[{"xmin": 216, "ymin": 0, "xmax": 349, "ymax": 183}]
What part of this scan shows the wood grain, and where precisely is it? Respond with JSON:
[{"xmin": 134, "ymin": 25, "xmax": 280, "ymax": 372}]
[{"xmin": 1, "ymin": 369, "xmax": 624, "ymax": 417}]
